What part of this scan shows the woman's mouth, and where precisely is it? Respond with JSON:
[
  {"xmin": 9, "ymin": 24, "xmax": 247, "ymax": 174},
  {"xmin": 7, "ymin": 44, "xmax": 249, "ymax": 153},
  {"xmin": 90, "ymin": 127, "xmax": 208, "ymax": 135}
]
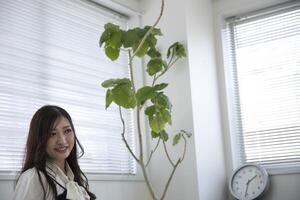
[{"xmin": 55, "ymin": 146, "xmax": 68, "ymax": 153}]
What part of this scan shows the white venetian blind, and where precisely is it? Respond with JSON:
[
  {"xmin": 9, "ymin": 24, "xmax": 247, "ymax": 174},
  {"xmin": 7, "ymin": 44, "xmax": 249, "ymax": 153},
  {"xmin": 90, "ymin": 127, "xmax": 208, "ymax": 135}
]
[
  {"xmin": 226, "ymin": 2, "xmax": 300, "ymax": 170},
  {"xmin": 0, "ymin": 0, "xmax": 136, "ymax": 175}
]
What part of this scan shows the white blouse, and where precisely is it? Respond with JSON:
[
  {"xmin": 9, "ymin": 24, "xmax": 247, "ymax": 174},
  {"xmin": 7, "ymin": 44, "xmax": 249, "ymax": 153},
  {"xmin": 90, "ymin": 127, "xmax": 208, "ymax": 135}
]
[{"xmin": 13, "ymin": 161, "xmax": 90, "ymax": 200}]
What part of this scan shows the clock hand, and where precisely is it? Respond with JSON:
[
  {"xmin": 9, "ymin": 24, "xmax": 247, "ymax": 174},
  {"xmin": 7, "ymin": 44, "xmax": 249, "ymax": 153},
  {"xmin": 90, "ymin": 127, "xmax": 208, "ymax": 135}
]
[
  {"xmin": 244, "ymin": 174, "xmax": 258, "ymax": 198},
  {"xmin": 244, "ymin": 175, "xmax": 257, "ymax": 197},
  {"xmin": 248, "ymin": 174, "xmax": 257, "ymax": 183},
  {"xmin": 244, "ymin": 180, "xmax": 250, "ymax": 197}
]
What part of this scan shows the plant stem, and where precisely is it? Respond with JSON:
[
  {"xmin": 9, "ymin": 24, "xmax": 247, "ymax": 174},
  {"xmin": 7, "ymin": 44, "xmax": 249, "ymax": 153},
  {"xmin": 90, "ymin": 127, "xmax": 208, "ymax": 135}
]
[
  {"xmin": 180, "ymin": 135, "xmax": 187, "ymax": 162},
  {"xmin": 160, "ymin": 159, "xmax": 181, "ymax": 200},
  {"xmin": 136, "ymin": 1, "xmax": 165, "ymax": 199},
  {"xmin": 137, "ymin": 108, "xmax": 158, "ymax": 200},
  {"xmin": 169, "ymin": 57, "xmax": 180, "ymax": 69},
  {"xmin": 146, "ymin": 138, "xmax": 161, "ymax": 168},
  {"xmin": 126, "ymin": 1, "xmax": 188, "ymax": 199},
  {"xmin": 119, "ymin": 106, "xmax": 140, "ymax": 163},
  {"xmin": 128, "ymin": 50, "xmax": 136, "ymax": 92},
  {"xmin": 128, "ymin": 46, "xmax": 158, "ymax": 200},
  {"xmin": 153, "ymin": 57, "xmax": 179, "ymax": 85},
  {"xmin": 162, "ymin": 140, "xmax": 175, "ymax": 167},
  {"xmin": 130, "ymin": 0, "xmax": 165, "ymax": 62},
  {"xmin": 128, "ymin": 35, "xmax": 158, "ymax": 200},
  {"xmin": 160, "ymin": 134, "xmax": 188, "ymax": 200},
  {"xmin": 152, "ymin": 74, "xmax": 157, "ymax": 87}
]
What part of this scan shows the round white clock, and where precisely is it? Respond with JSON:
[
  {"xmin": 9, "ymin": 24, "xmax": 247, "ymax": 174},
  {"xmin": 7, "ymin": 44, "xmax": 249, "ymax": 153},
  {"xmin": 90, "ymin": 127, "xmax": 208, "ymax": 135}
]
[{"xmin": 229, "ymin": 164, "xmax": 270, "ymax": 200}]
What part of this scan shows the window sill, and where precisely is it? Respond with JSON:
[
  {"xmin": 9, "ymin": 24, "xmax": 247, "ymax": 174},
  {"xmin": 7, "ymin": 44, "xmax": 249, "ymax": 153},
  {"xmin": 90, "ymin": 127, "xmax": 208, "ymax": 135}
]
[
  {"xmin": 0, "ymin": 173, "xmax": 144, "ymax": 182},
  {"xmin": 86, "ymin": 173, "xmax": 144, "ymax": 182},
  {"xmin": 267, "ymin": 165, "xmax": 300, "ymax": 176}
]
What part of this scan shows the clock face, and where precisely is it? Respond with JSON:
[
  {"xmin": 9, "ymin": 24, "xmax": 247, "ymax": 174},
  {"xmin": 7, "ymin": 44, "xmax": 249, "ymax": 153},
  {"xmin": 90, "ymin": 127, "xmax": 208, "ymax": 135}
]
[{"xmin": 230, "ymin": 164, "xmax": 269, "ymax": 200}]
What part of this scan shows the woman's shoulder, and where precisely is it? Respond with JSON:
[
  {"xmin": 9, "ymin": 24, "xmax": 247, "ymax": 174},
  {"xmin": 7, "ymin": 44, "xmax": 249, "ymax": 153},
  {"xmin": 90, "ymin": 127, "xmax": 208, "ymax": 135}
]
[
  {"xmin": 19, "ymin": 167, "xmax": 41, "ymax": 179},
  {"xmin": 13, "ymin": 168, "xmax": 47, "ymax": 200},
  {"xmin": 19, "ymin": 167, "xmax": 37, "ymax": 177},
  {"xmin": 17, "ymin": 167, "xmax": 48, "ymax": 186}
]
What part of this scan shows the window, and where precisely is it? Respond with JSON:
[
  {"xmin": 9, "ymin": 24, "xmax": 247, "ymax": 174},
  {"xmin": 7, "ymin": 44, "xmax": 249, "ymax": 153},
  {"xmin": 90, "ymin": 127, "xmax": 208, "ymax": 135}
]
[
  {"xmin": 0, "ymin": 0, "xmax": 136, "ymax": 175},
  {"xmin": 225, "ymin": 1, "xmax": 300, "ymax": 172}
]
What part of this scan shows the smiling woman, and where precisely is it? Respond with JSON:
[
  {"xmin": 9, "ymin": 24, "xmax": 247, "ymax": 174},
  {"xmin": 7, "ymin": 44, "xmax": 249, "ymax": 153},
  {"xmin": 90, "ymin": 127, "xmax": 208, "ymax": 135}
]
[
  {"xmin": 12, "ymin": 105, "xmax": 96, "ymax": 200},
  {"xmin": 47, "ymin": 117, "xmax": 75, "ymax": 171}
]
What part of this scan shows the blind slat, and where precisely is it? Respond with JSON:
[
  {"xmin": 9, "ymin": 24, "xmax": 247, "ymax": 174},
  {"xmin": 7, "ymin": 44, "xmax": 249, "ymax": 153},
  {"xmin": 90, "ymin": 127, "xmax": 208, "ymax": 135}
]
[
  {"xmin": 227, "ymin": 2, "xmax": 300, "ymax": 171},
  {"xmin": 0, "ymin": 0, "xmax": 136, "ymax": 175}
]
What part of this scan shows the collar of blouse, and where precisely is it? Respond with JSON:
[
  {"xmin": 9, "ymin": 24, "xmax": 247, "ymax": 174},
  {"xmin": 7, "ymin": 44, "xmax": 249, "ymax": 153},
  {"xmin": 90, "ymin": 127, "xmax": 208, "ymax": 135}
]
[{"xmin": 46, "ymin": 161, "xmax": 90, "ymax": 200}]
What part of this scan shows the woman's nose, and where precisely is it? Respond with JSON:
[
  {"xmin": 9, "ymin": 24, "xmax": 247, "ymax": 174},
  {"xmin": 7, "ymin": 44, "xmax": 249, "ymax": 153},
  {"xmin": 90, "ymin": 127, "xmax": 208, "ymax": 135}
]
[{"xmin": 57, "ymin": 133, "xmax": 67, "ymax": 144}]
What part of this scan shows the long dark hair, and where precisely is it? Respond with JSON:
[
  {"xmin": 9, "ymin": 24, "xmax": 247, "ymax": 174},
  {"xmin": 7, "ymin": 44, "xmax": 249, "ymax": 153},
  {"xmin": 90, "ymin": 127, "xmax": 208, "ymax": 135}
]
[{"xmin": 17, "ymin": 105, "xmax": 96, "ymax": 200}]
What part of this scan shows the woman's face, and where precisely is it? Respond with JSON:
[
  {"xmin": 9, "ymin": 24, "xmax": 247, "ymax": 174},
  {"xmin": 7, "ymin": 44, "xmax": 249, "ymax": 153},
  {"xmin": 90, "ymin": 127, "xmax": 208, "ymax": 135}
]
[{"xmin": 46, "ymin": 116, "xmax": 75, "ymax": 165}]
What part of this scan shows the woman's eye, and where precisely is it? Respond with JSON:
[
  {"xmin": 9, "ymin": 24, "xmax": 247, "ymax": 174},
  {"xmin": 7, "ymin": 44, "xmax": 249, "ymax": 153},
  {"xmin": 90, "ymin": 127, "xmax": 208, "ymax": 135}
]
[
  {"xmin": 65, "ymin": 129, "xmax": 72, "ymax": 134},
  {"xmin": 51, "ymin": 132, "xmax": 57, "ymax": 136}
]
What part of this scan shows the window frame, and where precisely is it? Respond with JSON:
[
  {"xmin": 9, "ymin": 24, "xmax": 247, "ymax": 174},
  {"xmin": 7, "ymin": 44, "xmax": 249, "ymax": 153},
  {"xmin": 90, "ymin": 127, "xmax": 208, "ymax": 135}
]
[
  {"xmin": 0, "ymin": 0, "xmax": 145, "ymax": 181},
  {"xmin": 216, "ymin": 0, "xmax": 300, "ymax": 175}
]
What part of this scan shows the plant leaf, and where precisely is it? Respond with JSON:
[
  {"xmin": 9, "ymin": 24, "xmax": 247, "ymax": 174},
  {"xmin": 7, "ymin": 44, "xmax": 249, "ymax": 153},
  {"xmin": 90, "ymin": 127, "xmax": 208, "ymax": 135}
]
[
  {"xmin": 100, "ymin": 23, "xmax": 122, "ymax": 50},
  {"xmin": 144, "ymin": 26, "xmax": 163, "ymax": 36},
  {"xmin": 149, "ymin": 114, "xmax": 165, "ymax": 133},
  {"xmin": 122, "ymin": 29, "xmax": 139, "ymax": 48},
  {"xmin": 135, "ymin": 27, "xmax": 147, "ymax": 37},
  {"xmin": 101, "ymin": 79, "xmax": 116, "ymax": 88},
  {"xmin": 160, "ymin": 109, "xmax": 172, "ymax": 125},
  {"xmin": 147, "ymin": 58, "xmax": 163, "ymax": 76},
  {"xmin": 180, "ymin": 129, "xmax": 192, "ymax": 138},
  {"xmin": 104, "ymin": 23, "xmax": 120, "ymax": 31},
  {"xmin": 160, "ymin": 130, "xmax": 169, "ymax": 142},
  {"xmin": 151, "ymin": 131, "xmax": 160, "ymax": 138},
  {"xmin": 105, "ymin": 89, "xmax": 113, "ymax": 109},
  {"xmin": 108, "ymin": 30, "xmax": 122, "ymax": 49},
  {"xmin": 167, "ymin": 42, "xmax": 177, "ymax": 59},
  {"xmin": 146, "ymin": 34, "xmax": 157, "ymax": 48},
  {"xmin": 105, "ymin": 46, "xmax": 120, "ymax": 61},
  {"xmin": 167, "ymin": 42, "xmax": 187, "ymax": 59},
  {"xmin": 134, "ymin": 41, "xmax": 150, "ymax": 57},
  {"xmin": 145, "ymin": 105, "xmax": 156, "ymax": 116},
  {"xmin": 175, "ymin": 43, "xmax": 186, "ymax": 58},
  {"xmin": 154, "ymin": 92, "xmax": 172, "ymax": 110},
  {"xmin": 111, "ymin": 83, "xmax": 136, "ymax": 108},
  {"xmin": 136, "ymin": 86, "xmax": 157, "ymax": 106},
  {"xmin": 147, "ymin": 47, "xmax": 161, "ymax": 58},
  {"xmin": 101, "ymin": 78, "xmax": 131, "ymax": 88},
  {"xmin": 131, "ymin": 26, "xmax": 162, "ymax": 57},
  {"xmin": 153, "ymin": 83, "xmax": 168, "ymax": 91},
  {"xmin": 100, "ymin": 23, "xmax": 119, "ymax": 47},
  {"xmin": 173, "ymin": 133, "xmax": 182, "ymax": 146},
  {"xmin": 99, "ymin": 29, "xmax": 110, "ymax": 47}
]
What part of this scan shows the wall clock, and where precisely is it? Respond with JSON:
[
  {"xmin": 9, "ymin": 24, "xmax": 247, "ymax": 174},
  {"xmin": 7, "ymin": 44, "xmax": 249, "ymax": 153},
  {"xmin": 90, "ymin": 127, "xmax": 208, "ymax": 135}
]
[{"xmin": 229, "ymin": 164, "xmax": 270, "ymax": 200}]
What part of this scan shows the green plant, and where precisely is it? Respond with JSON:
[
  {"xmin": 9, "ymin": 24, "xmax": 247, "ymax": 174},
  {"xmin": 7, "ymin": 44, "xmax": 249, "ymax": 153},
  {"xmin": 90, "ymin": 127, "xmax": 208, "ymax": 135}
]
[{"xmin": 99, "ymin": 1, "xmax": 191, "ymax": 199}]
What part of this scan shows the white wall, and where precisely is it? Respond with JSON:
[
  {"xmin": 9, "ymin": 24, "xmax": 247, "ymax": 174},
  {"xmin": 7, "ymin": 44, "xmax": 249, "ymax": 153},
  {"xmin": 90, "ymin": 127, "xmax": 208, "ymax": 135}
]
[
  {"xmin": 185, "ymin": 0, "xmax": 228, "ymax": 199},
  {"xmin": 141, "ymin": 0, "xmax": 227, "ymax": 199},
  {"xmin": 213, "ymin": 0, "xmax": 300, "ymax": 200}
]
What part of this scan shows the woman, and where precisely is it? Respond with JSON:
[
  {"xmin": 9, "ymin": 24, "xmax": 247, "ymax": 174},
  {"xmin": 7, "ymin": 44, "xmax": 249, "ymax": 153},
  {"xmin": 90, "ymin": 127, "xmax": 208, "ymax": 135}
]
[{"xmin": 13, "ymin": 105, "xmax": 96, "ymax": 200}]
